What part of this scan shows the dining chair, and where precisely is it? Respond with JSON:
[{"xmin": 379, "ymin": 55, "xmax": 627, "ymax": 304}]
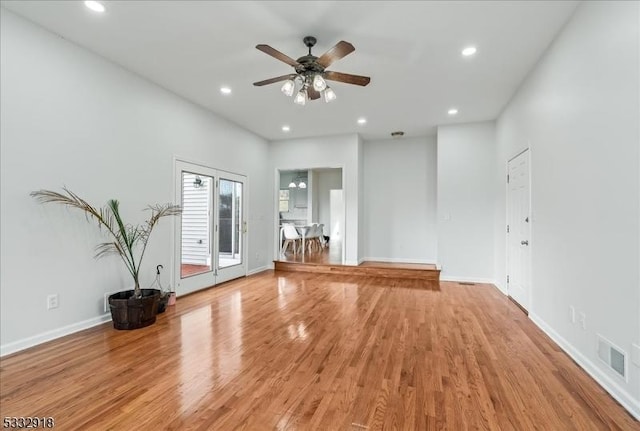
[
  {"xmin": 317, "ymin": 223, "xmax": 326, "ymax": 248},
  {"xmin": 282, "ymin": 224, "xmax": 301, "ymax": 254},
  {"xmin": 306, "ymin": 223, "xmax": 321, "ymax": 253}
]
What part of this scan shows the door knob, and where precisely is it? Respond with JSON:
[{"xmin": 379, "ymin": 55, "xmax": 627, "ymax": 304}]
[{"xmin": 521, "ymin": 240, "xmax": 529, "ymax": 246}]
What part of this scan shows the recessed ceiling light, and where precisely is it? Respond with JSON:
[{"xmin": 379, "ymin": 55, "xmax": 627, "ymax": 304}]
[
  {"xmin": 282, "ymin": 125, "xmax": 290, "ymax": 132},
  {"xmin": 448, "ymin": 108, "xmax": 459, "ymax": 115},
  {"xmin": 84, "ymin": 1, "xmax": 105, "ymax": 13},
  {"xmin": 220, "ymin": 87, "xmax": 232, "ymax": 95},
  {"xmin": 461, "ymin": 46, "xmax": 477, "ymax": 57},
  {"xmin": 357, "ymin": 117, "xmax": 367, "ymax": 125}
]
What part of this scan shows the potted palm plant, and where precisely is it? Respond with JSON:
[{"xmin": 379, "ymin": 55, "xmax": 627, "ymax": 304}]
[{"xmin": 31, "ymin": 188, "xmax": 181, "ymax": 330}]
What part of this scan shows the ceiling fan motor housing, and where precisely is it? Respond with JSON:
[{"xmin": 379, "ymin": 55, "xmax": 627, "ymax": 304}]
[{"xmin": 296, "ymin": 36, "xmax": 325, "ymax": 76}]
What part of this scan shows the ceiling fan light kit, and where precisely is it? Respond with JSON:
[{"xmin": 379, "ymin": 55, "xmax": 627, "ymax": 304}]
[
  {"xmin": 281, "ymin": 79, "xmax": 295, "ymax": 97},
  {"xmin": 254, "ymin": 36, "xmax": 371, "ymax": 105}
]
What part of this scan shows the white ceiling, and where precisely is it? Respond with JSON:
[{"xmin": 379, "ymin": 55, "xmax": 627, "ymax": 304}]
[{"xmin": 1, "ymin": 1, "xmax": 578, "ymax": 141}]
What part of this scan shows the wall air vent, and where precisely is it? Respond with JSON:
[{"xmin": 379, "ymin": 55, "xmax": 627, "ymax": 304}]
[{"xmin": 597, "ymin": 334, "xmax": 627, "ymax": 380}]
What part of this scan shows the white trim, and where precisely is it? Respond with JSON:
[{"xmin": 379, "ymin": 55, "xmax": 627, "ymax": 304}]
[
  {"xmin": 273, "ymin": 165, "xmax": 347, "ymax": 265},
  {"xmin": 492, "ymin": 280, "xmax": 508, "ymax": 294},
  {"xmin": 0, "ymin": 314, "xmax": 112, "ymax": 358},
  {"xmin": 361, "ymin": 257, "xmax": 438, "ymax": 265},
  {"xmin": 344, "ymin": 260, "xmax": 359, "ymax": 266},
  {"xmin": 530, "ymin": 313, "xmax": 640, "ymax": 420},
  {"xmin": 247, "ymin": 265, "xmax": 272, "ymax": 276},
  {"xmin": 440, "ymin": 275, "xmax": 497, "ymax": 284}
]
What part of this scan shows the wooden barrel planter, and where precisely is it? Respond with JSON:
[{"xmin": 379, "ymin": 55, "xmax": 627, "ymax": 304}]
[
  {"xmin": 157, "ymin": 294, "xmax": 169, "ymax": 314},
  {"xmin": 108, "ymin": 289, "xmax": 161, "ymax": 330}
]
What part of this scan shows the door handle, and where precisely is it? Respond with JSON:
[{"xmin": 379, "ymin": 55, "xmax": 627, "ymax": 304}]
[
  {"xmin": 521, "ymin": 240, "xmax": 529, "ymax": 246},
  {"xmin": 243, "ymin": 221, "xmax": 247, "ymax": 233}
]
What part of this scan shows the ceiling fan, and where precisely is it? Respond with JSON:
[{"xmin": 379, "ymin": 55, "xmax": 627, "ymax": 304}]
[{"xmin": 253, "ymin": 36, "xmax": 371, "ymax": 105}]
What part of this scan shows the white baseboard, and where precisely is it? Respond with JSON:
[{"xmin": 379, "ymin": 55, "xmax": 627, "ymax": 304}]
[
  {"xmin": 0, "ymin": 313, "xmax": 112, "ymax": 358},
  {"xmin": 344, "ymin": 260, "xmax": 359, "ymax": 266},
  {"xmin": 529, "ymin": 313, "xmax": 640, "ymax": 420},
  {"xmin": 247, "ymin": 265, "xmax": 272, "ymax": 276},
  {"xmin": 492, "ymin": 280, "xmax": 507, "ymax": 294},
  {"xmin": 361, "ymin": 257, "xmax": 438, "ymax": 265},
  {"xmin": 440, "ymin": 275, "xmax": 496, "ymax": 284}
]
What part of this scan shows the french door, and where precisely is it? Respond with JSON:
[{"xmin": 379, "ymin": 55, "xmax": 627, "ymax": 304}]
[{"xmin": 174, "ymin": 160, "xmax": 246, "ymax": 296}]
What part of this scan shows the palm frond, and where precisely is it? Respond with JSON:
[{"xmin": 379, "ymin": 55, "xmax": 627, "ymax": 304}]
[
  {"xmin": 135, "ymin": 204, "xmax": 181, "ymax": 273},
  {"xmin": 32, "ymin": 188, "xmax": 180, "ymax": 296},
  {"xmin": 95, "ymin": 242, "xmax": 123, "ymax": 259}
]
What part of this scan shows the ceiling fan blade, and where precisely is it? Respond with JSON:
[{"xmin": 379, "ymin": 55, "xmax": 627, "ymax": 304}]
[
  {"xmin": 253, "ymin": 74, "xmax": 297, "ymax": 86},
  {"xmin": 324, "ymin": 71, "xmax": 371, "ymax": 86},
  {"xmin": 317, "ymin": 41, "xmax": 355, "ymax": 68},
  {"xmin": 307, "ymin": 86, "xmax": 321, "ymax": 100},
  {"xmin": 256, "ymin": 44, "xmax": 300, "ymax": 67}
]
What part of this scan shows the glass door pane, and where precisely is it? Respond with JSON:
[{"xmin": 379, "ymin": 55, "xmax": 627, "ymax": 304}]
[
  {"xmin": 218, "ymin": 178, "xmax": 242, "ymax": 269},
  {"xmin": 181, "ymin": 172, "xmax": 213, "ymax": 278},
  {"xmin": 216, "ymin": 173, "xmax": 246, "ymax": 283},
  {"xmin": 175, "ymin": 161, "xmax": 217, "ymax": 297}
]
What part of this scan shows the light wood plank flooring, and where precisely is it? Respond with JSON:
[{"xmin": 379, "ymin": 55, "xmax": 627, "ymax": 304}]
[
  {"xmin": 279, "ymin": 240, "xmax": 342, "ymax": 265},
  {"xmin": 1, "ymin": 271, "xmax": 637, "ymax": 430}
]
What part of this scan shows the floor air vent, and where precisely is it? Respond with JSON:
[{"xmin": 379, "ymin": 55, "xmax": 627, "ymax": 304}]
[
  {"xmin": 597, "ymin": 334, "xmax": 626, "ymax": 380},
  {"xmin": 458, "ymin": 282, "xmax": 476, "ymax": 286}
]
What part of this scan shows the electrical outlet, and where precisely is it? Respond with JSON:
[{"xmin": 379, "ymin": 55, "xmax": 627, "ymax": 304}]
[
  {"xmin": 104, "ymin": 293, "xmax": 111, "ymax": 313},
  {"xmin": 255, "ymin": 252, "xmax": 260, "ymax": 261},
  {"xmin": 569, "ymin": 306, "xmax": 576, "ymax": 324},
  {"xmin": 578, "ymin": 312, "xmax": 586, "ymax": 330},
  {"xmin": 47, "ymin": 294, "xmax": 59, "ymax": 310}
]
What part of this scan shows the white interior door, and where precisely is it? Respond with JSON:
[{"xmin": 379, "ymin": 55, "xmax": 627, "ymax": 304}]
[
  {"xmin": 507, "ymin": 149, "xmax": 531, "ymax": 311},
  {"xmin": 174, "ymin": 161, "xmax": 247, "ymax": 295}
]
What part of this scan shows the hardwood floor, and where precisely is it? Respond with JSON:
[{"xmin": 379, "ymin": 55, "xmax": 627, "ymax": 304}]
[
  {"xmin": 1, "ymin": 272, "xmax": 637, "ymax": 430},
  {"xmin": 181, "ymin": 263, "xmax": 211, "ymax": 277},
  {"xmin": 358, "ymin": 261, "xmax": 437, "ymax": 270},
  {"xmin": 278, "ymin": 240, "xmax": 342, "ymax": 265},
  {"xmin": 274, "ymin": 261, "xmax": 440, "ymax": 283}
]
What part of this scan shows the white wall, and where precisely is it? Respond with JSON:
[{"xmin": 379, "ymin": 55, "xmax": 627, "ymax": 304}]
[
  {"xmin": 0, "ymin": 10, "xmax": 271, "ymax": 354},
  {"xmin": 495, "ymin": 1, "xmax": 640, "ymax": 417},
  {"xmin": 278, "ymin": 170, "xmax": 308, "ymax": 222},
  {"xmin": 357, "ymin": 134, "xmax": 365, "ymax": 263},
  {"xmin": 437, "ymin": 122, "xmax": 497, "ymax": 281},
  {"xmin": 269, "ymin": 134, "xmax": 361, "ymax": 264},
  {"xmin": 363, "ymin": 136, "xmax": 438, "ymax": 263}
]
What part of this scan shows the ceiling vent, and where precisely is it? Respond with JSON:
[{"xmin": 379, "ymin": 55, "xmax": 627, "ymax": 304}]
[{"xmin": 391, "ymin": 131, "xmax": 405, "ymax": 138}]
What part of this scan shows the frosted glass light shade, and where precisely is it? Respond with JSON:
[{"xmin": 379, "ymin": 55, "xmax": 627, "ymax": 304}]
[
  {"xmin": 313, "ymin": 74, "xmax": 327, "ymax": 91},
  {"xmin": 298, "ymin": 181, "xmax": 307, "ymax": 189},
  {"xmin": 281, "ymin": 80, "xmax": 295, "ymax": 97},
  {"xmin": 323, "ymin": 87, "xmax": 337, "ymax": 103},
  {"xmin": 288, "ymin": 181, "xmax": 297, "ymax": 188},
  {"xmin": 294, "ymin": 90, "xmax": 307, "ymax": 105}
]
